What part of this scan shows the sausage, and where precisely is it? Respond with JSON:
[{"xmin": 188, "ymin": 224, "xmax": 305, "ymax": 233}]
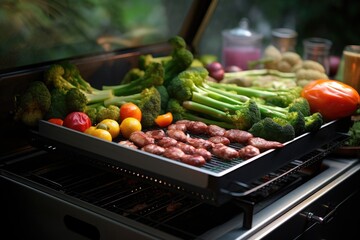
[
  {"xmin": 163, "ymin": 147, "xmax": 186, "ymax": 160},
  {"xmin": 207, "ymin": 124, "xmax": 226, "ymax": 136},
  {"xmin": 211, "ymin": 143, "xmax": 239, "ymax": 160},
  {"xmin": 167, "ymin": 123, "xmax": 187, "ymax": 132},
  {"xmin": 186, "ymin": 121, "xmax": 208, "ymax": 135},
  {"xmin": 247, "ymin": 137, "xmax": 284, "ymax": 152},
  {"xmin": 180, "ymin": 154, "xmax": 206, "ymax": 167},
  {"xmin": 145, "ymin": 129, "xmax": 166, "ymax": 140},
  {"xmin": 166, "ymin": 129, "xmax": 188, "ymax": 142},
  {"xmin": 129, "ymin": 131, "xmax": 155, "ymax": 147},
  {"xmin": 141, "ymin": 144, "xmax": 165, "ymax": 155},
  {"xmin": 238, "ymin": 145, "xmax": 260, "ymax": 159},
  {"xmin": 186, "ymin": 137, "xmax": 214, "ymax": 150},
  {"xmin": 224, "ymin": 129, "xmax": 253, "ymax": 144},
  {"xmin": 208, "ymin": 136, "xmax": 230, "ymax": 145},
  {"xmin": 157, "ymin": 137, "xmax": 178, "ymax": 148}
]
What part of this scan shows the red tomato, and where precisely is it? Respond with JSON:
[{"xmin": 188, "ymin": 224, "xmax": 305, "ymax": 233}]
[
  {"xmin": 48, "ymin": 118, "xmax": 63, "ymax": 126},
  {"xmin": 154, "ymin": 112, "xmax": 173, "ymax": 128},
  {"xmin": 301, "ymin": 79, "xmax": 360, "ymax": 120},
  {"xmin": 63, "ymin": 112, "xmax": 92, "ymax": 132},
  {"xmin": 120, "ymin": 102, "xmax": 142, "ymax": 122}
]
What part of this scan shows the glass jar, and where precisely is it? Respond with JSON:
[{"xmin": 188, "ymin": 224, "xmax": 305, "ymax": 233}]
[
  {"xmin": 271, "ymin": 28, "xmax": 297, "ymax": 53},
  {"xmin": 303, "ymin": 37, "xmax": 332, "ymax": 75},
  {"xmin": 222, "ymin": 18, "xmax": 263, "ymax": 70}
]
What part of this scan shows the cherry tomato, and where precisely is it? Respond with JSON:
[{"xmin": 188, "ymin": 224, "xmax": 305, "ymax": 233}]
[
  {"xmin": 120, "ymin": 102, "xmax": 142, "ymax": 122},
  {"xmin": 301, "ymin": 79, "xmax": 360, "ymax": 120},
  {"xmin": 48, "ymin": 118, "xmax": 63, "ymax": 126},
  {"xmin": 63, "ymin": 112, "xmax": 92, "ymax": 132},
  {"xmin": 90, "ymin": 128, "xmax": 112, "ymax": 141},
  {"xmin": 98, "ymin": 119, "xmax": 120, "ymax": 138},
  {"xmin": 120, "ymin": 117, "xmax": 142, "ymax": 139},
  {"xmin": 154, "ymin": 112, "xmax": 173, "ymax": 128}
]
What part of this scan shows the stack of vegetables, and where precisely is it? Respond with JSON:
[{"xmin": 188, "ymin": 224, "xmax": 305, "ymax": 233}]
[{"xmin": 14, "ymin": 35, "xmax": 360, "ymax": 144}]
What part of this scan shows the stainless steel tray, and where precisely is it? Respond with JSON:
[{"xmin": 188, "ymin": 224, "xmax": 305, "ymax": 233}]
[{"xmin": 37, "ymin": 119, "xmax": 349, "ymax": 205}]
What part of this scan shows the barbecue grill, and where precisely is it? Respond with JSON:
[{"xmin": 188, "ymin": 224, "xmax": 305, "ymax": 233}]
[{"xmin": 1, "ymin": 1, "xmax": 359, "ymax": 239}]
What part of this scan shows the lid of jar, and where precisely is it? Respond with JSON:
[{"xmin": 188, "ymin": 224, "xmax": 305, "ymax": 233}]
[
  {"xmin": 272, "ymin": 28, "xmax": 297, "ymax": 39},
  {"xmin": 222, "ymin": 18, "xmax": 263, "ymax": 41}
]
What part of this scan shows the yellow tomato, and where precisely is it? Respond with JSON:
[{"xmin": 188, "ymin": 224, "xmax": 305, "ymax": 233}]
[
  {"xmin": 98, "ymin": 119, "xmax": 120, "ymax": 138},
  {"xmin": 90, "ymin": 128, "xmax": 112, "ymax": 141},
  {"xmin": 120, "ymin": 117, "xmax": 142, "ymax": 139},
  {"xmin": 84, "ymin": 126, "xmax": 96, "ymax": 135}
]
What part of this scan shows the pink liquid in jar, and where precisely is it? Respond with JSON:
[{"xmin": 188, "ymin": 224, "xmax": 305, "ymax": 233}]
[{"xmin": 223, "ymin": 46, "xmax": 261, "ymax": 70}]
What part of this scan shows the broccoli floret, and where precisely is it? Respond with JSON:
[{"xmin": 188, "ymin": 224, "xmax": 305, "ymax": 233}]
[
  {"xmin": 121, "ymin": 68, "xmax": 145, "ymax": 84},
  {"xmin": 156, "ymin": 85, "xmax": 169, "ymax": 114},
  {"xmin": 344, "ymin": 120, "xmax": 360, "ymax": 146},
  {"xmin": 138, "ymin": 54, "xmax": 171, "ymax": 70},
  {"xmin": 104, "ymin": 87, "xmax": 161, "ymax": 128},
  {"xmin": 44, "ymin": 64, "xmax": 113, "ymax": 105},
  {"xmin": 60, "ymin": 62, "xmax": 93, "ymax": 93},
  {"xmin": 96, "ymin": 105, "xmax": 120, "ymax": 123},
  {"xmin": 65, "ymin": 88, "xmax": 87, "ymax": 112},
  {"xmin": 102, "ymin": 62, "xmax": 164, "ymax": 96},
  {"xmin": 162, "ymin": 36, "xmax": 194, "ymax": 86},
  {"xmin": 249, "ymin": 117, "xmax": 296, "ymax": 143},
  {"xmin": 304, "ymin": 112, "xmax": 324, "ymax": 132},
  {"xmin": 84, "ymin": 103, "xmax": 120, "ymax": 125},
  {"xmin": 45, "ymin": 88, "xmax": 68, "ymax": 119},
  {"xmin": 14, "ymin": 81, "xmax": 51, "ymax": 127}
]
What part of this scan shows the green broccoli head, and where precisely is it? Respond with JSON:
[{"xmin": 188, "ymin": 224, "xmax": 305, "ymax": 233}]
[
  {"xmin": 65, "ymin": 88, "xmax": 87, "ymax": 113},
  {"xmin": 44, "ymin": 64, "xmax": 76, "ymax": 91},
  {"xmin": 155, "ymin": 85, "xmax": 169, "ymax": 114},
  {"xmin": 45, "ymin": 88, "xmax": 68, "ymax": 120},
  {"xmin": 138, "ymin": 87, "xmax": 161, "ymax": 128},
  {"xmin": 249, "ymin": 117, "xmax": 296, "ymax": 143},
  {"xmin": 96, "ymin": 105, "xmax": 120, "ymax": 123},
  {"xmin": 288, "ymin": 97, "xmax": 311, "ymax": 116},
  {"xmin": 121, "ymin": 68, "xmax": 145, "ymax": 84},
  {"xmin": 14, "ymin": 81, "xmax": 51, "ymax": 127},
  {"xmin": 304, "ymin": 112, "xmax": 324, "ymax": 132},
  {"xmin": 166, "ymin": 98, "xmax": 186, "ymax": 121},
  {"xmin": 284, "ymin": 111, "xmax": 306, "ymax": 136},
  {"xmin": 228, "ymin": 99, "xmax": 261, "ymax": 130}
]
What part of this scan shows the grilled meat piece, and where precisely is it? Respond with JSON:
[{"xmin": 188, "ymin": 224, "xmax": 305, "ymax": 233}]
[
  {"xmin": 157, "ymin": 136, "xmax": 178, "ymax": 148},
  {"xmin": 180, "ymin": 154, "xmax": 206, "ymax": 167},
  {"xmin": 208, "ymin": 136, "xmax": 230, "ymax": 145},
  {"xmin": 129, "ymin": 131, "xmax": 155, "ymax": 147},
  {"xmin": 186, "ymin": 137, "xmax": 215, "ymax": 150},
  {"xmin": 238, "ymin": 145, "xmax": 260, "ymax": 159},
  {"xmin": 186, "ymin": 121, "xmax": 208, "ymax": 135},
  {"xmin": 175, "ymin": 142, "xmax": 196, "ymax": 154},
  {"xmin": 163, "ymin": 146, "xmax": 186, "ymax": 160},
  {"xmin": 211, "ymin": 143, "xmax": 239, "ymax": 160},
  {"xmin": 224, "ymin": 129, "xmax": 253, "ymax": 144},
  {"xmin": 193, "ymin": 148, "xmax": 212, "ymax": 161},
  {"xmin": 247, "ymin": 137, "xmax": 284, "ymax": 152},
  {"xmin": 145, "ymin": 129, "xmax": 166, "ymax": 140},
  {"xmin": 142, "ymin": 144, "xmax": 165, "ymax": 155},
  {"xmin": 207, "ymin": 124, "xmax": 226, "ymax": 136},
  {"xmin": 118, "ymin": 140, "xmax": 138, "ymax": 149},
  {"xmin": 166, "ymin": 129, "xmax": 188, "ymax": 142},
  {"xmin": 167, "ymin": 123, "xmax": 187, "ymax": 132}
]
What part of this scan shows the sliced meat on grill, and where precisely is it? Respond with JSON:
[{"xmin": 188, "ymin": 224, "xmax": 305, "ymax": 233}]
[
  {"xmin": 175, "ymin": 120, "xmax": 192, "ymax": 128},
  {"xmin": 163, "ymin": 147, "xmax": 186, "ymax": 160},
  {"xmin": 157, "ymin": 136, "xmax": 178, "ymax": 148},
  {"xmin": 193, "ymin": 148, "xmax": 212, "ymax": 161},
  {"xmin": 141, "ymin": 144, "xmax": 165, "ymax": 155},
  {"xmin": 186, "ymin": 121, "xmax": 208, "ymax": 135},
  {"xmin": 175, "ymin": 142, "xmax": 196, "ymax": 154},
  {"xmin": 224, "ymin": 129, "xmax": 253, "ymax": 144},
  {"xmin": 145, "ymin": 129, "xmax": 166, "ymax": 140},
  {"xmin": 238, "ymin": 145, "xmax": 261, "ymax": 159},
  {"xmin": 167, "ymin": 123, "xmax": 187, "ymax": 132},
  {"xmin": 208, "ymin": 136, "xmax": 230, "ymax": 145},
  {"xmin": 211, "ymin": 143, "xmax": 239, "ymax": 160},
  {"xmin": 180, "ymin": 154, "xmax": 206, "ymax": 167},
  {"xmin": 129, "ymin": 131, "xmax": 155, "ymax": 148},
  {"xmin": 207, "ymin": 124, "xmax": 226, "ymax": 136},
  {"xmin": 186, "ymin": 137, "xmax": 215, "ymax": 150},
  {"xmin": 118, "ymin": 140, "xmax": 138, "ymax": 149},
  {"xmin": 247, "ymin": 137, "xmax": 284, "ymax": 152},
  {"xmin": 166, "ymin": 129, "xmax": 188, "ymax": 142}
]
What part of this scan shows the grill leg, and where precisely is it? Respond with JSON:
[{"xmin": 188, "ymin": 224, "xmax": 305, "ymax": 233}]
[{"xmin": 235, "ymin": 199, "xmax": 255, "ymax": 229}]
